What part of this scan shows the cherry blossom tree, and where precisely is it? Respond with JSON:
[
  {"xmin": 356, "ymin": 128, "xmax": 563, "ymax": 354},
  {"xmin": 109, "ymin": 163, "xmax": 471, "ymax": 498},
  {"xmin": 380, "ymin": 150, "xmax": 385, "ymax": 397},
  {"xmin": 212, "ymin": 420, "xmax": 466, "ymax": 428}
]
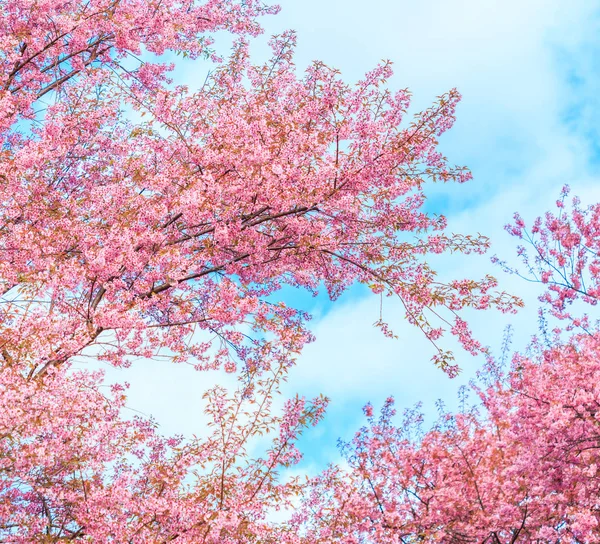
[
  {"xmin": 297, "ymin": 332, "xmax": 600, "ymax": 543},
  {"xmin": 0, "ymin": 0, "xmax": 521, "ymax": 540}
]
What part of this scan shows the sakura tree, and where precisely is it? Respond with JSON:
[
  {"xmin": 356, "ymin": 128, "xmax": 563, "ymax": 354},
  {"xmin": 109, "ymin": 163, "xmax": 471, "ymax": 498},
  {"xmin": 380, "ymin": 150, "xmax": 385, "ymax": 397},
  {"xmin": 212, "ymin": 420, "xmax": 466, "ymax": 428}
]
[
  {"xmin": 0, "ymin": 0, "xmax": 519, "ymax": 540},
  {"xmin": 298, "ymin": 332, "xmax": 600, "ymax": 542}
]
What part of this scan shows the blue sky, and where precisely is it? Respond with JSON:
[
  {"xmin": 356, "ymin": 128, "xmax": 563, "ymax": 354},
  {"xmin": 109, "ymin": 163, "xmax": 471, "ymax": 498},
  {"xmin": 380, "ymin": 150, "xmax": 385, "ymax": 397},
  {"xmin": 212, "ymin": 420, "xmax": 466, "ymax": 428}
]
[{"xmin": 99, "ymin": 0, "xmax": 600, "ymax": 472}]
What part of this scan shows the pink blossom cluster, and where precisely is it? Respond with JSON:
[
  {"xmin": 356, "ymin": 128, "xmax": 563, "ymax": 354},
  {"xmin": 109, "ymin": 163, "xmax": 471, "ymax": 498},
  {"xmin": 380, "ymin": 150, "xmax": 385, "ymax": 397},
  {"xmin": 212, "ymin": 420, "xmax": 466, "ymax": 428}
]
[{"xmin": 498, "ymin": 185, "xmax": 600, "ymax": 333}]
